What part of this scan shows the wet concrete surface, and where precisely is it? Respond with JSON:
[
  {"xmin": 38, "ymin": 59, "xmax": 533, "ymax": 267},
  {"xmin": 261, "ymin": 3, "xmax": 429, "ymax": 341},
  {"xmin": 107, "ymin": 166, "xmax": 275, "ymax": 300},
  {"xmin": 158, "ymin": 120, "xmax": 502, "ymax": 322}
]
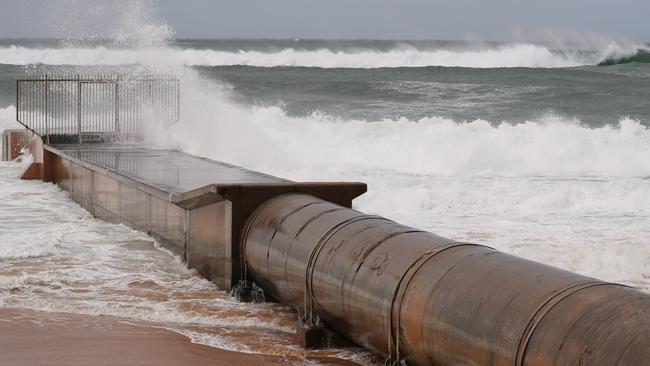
[{"xmin": 51, "ymin": 144, "xmax": 289, "ymax": 194}]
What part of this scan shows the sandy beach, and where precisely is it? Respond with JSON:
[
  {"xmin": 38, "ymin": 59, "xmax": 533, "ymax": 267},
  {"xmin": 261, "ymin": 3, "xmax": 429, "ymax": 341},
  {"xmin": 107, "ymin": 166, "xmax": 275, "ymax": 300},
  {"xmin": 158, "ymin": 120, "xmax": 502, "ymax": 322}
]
[{"xmin": 0, "ymin": 308, "xmax": 357, "ymax": 366}]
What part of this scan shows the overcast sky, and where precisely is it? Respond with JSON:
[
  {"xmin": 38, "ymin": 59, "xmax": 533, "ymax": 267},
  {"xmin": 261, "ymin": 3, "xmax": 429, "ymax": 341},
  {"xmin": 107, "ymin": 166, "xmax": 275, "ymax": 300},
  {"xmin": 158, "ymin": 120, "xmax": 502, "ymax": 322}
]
[{"xmin": 0, "ymin": 0, "xmax": 649, "ymax": 41}]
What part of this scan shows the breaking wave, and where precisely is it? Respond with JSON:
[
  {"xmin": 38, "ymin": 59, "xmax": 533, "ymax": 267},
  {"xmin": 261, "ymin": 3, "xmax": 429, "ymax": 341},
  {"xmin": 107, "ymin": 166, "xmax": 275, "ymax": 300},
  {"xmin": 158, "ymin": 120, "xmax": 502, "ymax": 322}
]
[
  {"xmin": 598, "ymin": 49, "xmax": 650, "ymax": 66},
  {"xmin": 0, "ymin": 43, "xmax": 645, "ymax": 68},
  {"xmin": 117, "ymin": 89, "xmax": 650, "ymax": 179},
  {"xmin": 3, "ymin": 103, "xmax": 650, "ymax": 178}
]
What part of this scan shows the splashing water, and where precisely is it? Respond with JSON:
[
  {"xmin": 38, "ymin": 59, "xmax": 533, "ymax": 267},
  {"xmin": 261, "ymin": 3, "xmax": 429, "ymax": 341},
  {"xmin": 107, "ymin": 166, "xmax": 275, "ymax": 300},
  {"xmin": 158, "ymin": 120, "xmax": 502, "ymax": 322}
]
[
  {"xmin": 0, "ymin": 161, "xmax": 377, "ymax": 364},
  {"xmin": 0, "ymin": 1, "xmax": 649, "ymax": 363}
]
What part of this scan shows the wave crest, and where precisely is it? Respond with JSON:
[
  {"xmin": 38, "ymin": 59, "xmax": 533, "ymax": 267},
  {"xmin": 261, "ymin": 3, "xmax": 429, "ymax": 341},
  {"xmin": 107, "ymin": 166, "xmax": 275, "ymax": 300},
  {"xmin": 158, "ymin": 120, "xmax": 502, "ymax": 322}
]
[
  {"xmin": 0, "ymin": 43, "xmax": 644, "ymax": 68},
  {"xmin": 598, "ymin": 49, "xmax": 650, "ymax": 66},
  {"xmin": 148, "ymin": 96, "xmax": 650, "ymax": 179}
]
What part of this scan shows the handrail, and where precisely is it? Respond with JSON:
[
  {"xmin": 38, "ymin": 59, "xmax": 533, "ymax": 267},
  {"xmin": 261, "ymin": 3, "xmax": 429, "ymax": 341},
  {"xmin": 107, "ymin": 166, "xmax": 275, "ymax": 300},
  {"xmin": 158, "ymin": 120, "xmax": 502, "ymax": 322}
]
[{"xmin": 16, "ymin": 74, "xmax": 180, "ymax": 144}]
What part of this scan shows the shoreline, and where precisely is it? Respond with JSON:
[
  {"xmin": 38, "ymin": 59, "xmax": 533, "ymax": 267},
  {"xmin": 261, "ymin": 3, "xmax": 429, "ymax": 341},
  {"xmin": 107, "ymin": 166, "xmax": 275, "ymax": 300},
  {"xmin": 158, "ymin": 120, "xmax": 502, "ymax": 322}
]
[{"xmin": 0, "ymin": 307, "xmax": 359, "ymax": 366}]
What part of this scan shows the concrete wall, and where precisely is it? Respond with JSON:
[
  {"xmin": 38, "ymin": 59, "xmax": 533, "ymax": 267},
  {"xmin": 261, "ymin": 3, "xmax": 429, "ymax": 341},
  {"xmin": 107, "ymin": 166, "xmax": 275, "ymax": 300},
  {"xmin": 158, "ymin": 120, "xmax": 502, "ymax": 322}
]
[{"xmin": 49, "ymin": 151, "xmax": 234, "ymax": 290}]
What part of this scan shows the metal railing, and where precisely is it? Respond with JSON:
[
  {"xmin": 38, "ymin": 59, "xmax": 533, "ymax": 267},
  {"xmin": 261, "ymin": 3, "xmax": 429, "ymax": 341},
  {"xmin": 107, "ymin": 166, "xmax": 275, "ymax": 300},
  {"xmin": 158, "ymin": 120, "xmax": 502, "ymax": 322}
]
[{"xmin": 16, "ymin": 75, "xmax": 180, "ymax": 143}]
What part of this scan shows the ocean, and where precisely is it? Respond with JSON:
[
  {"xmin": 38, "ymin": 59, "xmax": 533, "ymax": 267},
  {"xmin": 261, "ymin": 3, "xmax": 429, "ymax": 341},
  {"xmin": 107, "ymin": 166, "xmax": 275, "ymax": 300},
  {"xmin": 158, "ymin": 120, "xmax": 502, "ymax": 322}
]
[{"xmin": 1, "ymin": 38, "xmax": 650, "ymax": 364}]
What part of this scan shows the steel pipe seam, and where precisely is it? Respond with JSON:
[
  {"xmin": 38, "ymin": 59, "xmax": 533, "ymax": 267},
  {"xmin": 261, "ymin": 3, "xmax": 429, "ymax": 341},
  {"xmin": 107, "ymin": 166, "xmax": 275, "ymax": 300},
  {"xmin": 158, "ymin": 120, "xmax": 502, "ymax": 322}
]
[
  {"xmin": 243, "ymin": 193, "xmax": 364, "ymax": 303},
  {"xmin": 244, "ymin": 194, "xmax": 458, "ymax": 355},
  {"xmin": 388, "ymin": 242, "xmax": 491, "ymax": 363},
  {"xmin": 309, "ymin": 220, "xmax": 449, "ymax": 354},
  {"xmin": 522, "ymin": 284, "xmax": 650, "ymax": 366},
  {"xmin": 514, "ymin": 281, "xmax": 613, "ymax": 366},
  {"xmin": 242, "ymin": 194, "xmax": 650, "ymax": 365},
  {"xmin": 239, "ymin": 193, "xmax": 341, "ymax": 286},
  {"xmin": 239, "ymin": 192, "xmax": 293, "ymax": 282},
  {"xmin": 304, "ymin": 214, "xmax": 390, "ymax": 324},
  {"xmin": 398, "ymin": 247, "xmax": 650, "ymax": 365},
  {"xmin": 399, "ymin": 247, "xmax": 576, "ymax": 364}
]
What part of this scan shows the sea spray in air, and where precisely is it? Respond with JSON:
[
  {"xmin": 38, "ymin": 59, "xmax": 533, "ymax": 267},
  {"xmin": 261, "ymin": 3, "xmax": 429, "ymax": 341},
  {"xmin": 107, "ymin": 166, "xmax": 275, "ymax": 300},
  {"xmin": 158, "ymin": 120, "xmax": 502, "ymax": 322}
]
[{"xmin": 0, "ymin": 1, "xmax": 649, "ymax": 363}]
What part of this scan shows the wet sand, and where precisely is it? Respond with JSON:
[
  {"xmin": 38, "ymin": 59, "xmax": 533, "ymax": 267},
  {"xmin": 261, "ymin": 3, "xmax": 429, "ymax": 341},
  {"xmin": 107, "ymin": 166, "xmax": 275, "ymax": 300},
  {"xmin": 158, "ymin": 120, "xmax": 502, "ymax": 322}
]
[{"xmin": 0, "ymin": 308, "xmax": 357, "ymax": 366}]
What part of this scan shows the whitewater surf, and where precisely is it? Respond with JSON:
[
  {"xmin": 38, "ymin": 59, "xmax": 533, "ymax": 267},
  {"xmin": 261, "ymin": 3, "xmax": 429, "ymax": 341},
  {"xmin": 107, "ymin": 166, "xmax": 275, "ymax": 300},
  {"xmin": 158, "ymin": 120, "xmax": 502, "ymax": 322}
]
[{"xmin": 1, "ymin": 2, "xmax": 649, "ymax": 365}]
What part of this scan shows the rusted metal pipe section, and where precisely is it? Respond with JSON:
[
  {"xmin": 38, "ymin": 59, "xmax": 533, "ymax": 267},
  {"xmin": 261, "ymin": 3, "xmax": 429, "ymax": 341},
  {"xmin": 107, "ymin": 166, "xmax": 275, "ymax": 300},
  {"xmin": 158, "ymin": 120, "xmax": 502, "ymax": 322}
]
[{"xmin": 242, "ymin": 193, "xmax": 650, "ymax": 365}]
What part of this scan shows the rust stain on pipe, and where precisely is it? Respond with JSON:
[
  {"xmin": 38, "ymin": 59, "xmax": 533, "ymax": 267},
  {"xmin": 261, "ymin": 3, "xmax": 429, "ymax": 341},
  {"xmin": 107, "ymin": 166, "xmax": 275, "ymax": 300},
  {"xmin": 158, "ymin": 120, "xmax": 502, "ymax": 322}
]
[{"xmin": 242, "ymin": 193, "xmax": 650, "ymax": 365}]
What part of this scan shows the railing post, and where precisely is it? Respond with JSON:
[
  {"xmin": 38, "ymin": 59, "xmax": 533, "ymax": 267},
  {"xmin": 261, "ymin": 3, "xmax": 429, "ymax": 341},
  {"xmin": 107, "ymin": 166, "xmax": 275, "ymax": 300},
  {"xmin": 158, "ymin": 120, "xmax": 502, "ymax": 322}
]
[
  {"xmin": 15, "ymin": 80, "xmax": 19, "ymax": 125},
  {"xmin": 115, "ymin": 77, "xmax": 120, "ymax": 134},
  {"xmin": 77, "ymin": 74, "xmax": 82, "ymax": 144},
  {"xmin": 176, "ymin": 79, "xmax": 180, "ymax": 122},
  {"xmin": 44, "ymin": 75, "xmax": 50, "ymax": 144}
]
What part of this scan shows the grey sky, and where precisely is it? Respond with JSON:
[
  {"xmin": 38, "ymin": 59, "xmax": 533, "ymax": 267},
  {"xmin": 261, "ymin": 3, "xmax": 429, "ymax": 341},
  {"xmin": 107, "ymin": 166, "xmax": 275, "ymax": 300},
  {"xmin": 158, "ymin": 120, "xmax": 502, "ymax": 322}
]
[{"xmin": 0, "ymin": 0, "xmax": 649, "ymax": 41}]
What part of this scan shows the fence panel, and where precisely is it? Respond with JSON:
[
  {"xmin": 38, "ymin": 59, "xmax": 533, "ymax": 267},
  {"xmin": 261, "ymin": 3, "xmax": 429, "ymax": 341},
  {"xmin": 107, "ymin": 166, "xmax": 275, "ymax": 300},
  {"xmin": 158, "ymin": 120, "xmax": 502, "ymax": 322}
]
[{"xmin": 16, "ymin": 75, "xmax": 180, "ymax": 143}]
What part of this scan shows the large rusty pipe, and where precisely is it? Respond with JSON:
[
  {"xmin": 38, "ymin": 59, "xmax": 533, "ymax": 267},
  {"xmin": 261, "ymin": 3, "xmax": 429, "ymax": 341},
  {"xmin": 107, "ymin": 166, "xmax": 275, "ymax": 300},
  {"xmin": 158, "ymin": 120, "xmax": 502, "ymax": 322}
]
[{"xmin": 242, "ymin": 194, "xmax": 650, "ymax": 365}]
